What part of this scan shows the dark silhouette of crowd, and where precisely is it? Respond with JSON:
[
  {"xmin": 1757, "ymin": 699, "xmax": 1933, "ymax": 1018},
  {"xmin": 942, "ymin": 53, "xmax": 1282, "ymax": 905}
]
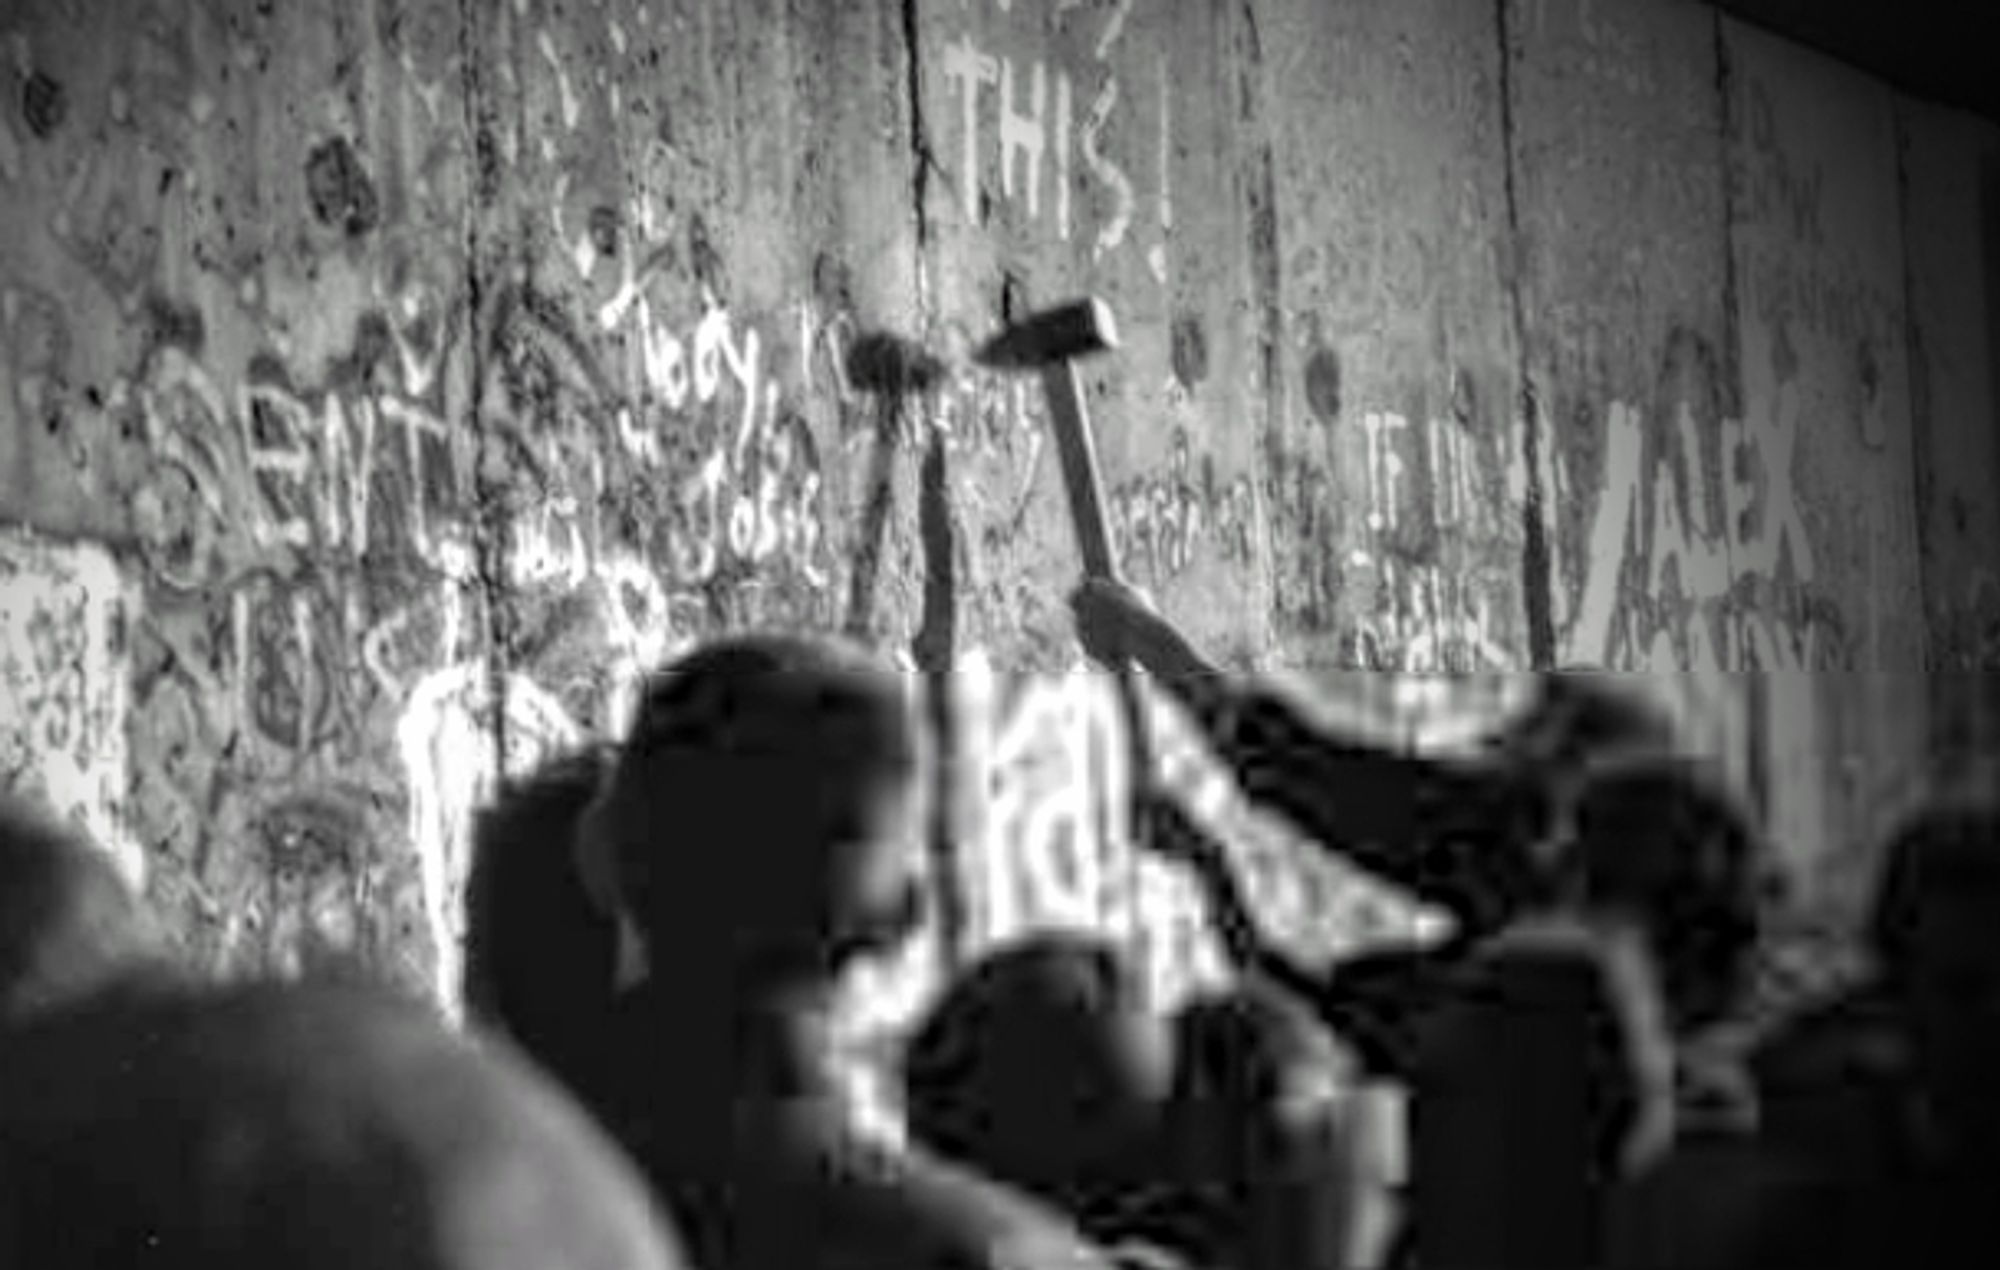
[{"xmin": 3, "ymin": 577, "xmax": 1995, "ymax": 1268}]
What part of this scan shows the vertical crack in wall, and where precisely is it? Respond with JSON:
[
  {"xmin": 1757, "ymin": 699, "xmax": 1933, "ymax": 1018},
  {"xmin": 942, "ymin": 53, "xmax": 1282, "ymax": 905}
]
[
  {"xmin": 898, "ymin": 0, "xmax": 967, "ymax": 955},
  {"xmin": 915, "ymin": 440, "xmax": 956, "ymax": 679},
  {"xmin": 899, "ymin": 0, "xmax": 943, "ymax": 653},
  {"xmin": 901, "ymin": 0, "xmax": 935, "ymax": 312},
  {"xmin": 1493, "ymin": 0, "xmax": 1556, "ymax": 669},
  {"xmin": 1983, "ymin": 148, "xmax": 2000, "ymax": 516},
  {"xmin": 1712, "ymin": 13, "xmax": 1747, "ymax": 455},
  {"xmin": 843, "ymin": 398, "xmax": 902, "ymax": 642},
  {"xmin": 1713, "ymin": 9, "xmax": 1770, "ymax": 820},
  {"xmin": 916, "ymin": 430, "xmax": 968, "ymax": 955},
  {"xmin": 1983, "ymin": 133, "xmax": 2000, "ymax": 740},
  {"xmin": 456, "ymin": 0, "xmax": 509, "ymax": 775},
  {"xmin": 1235, "ymin": 1, "xmax": 1286, "ymax": 539},
  {"xmin": 1892, "ymin": 108, "xmax": 1937, "ymax": 682}
]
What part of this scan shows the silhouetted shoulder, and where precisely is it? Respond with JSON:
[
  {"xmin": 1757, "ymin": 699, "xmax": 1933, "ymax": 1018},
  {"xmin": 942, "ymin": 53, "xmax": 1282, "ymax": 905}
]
[{"xmin": 0, "ymin": 979, "xmax": 685, "ymax": 1270}]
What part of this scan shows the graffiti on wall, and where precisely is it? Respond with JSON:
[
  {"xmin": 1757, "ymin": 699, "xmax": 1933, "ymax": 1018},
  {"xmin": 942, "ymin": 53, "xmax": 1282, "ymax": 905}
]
[
  {"xmin": 112, "ymin": 264, "xmax": 855, "ymax": 997},
  {"xmin": 937, "ymin": 0, "xmax": 1173, "ymax": 277},
  {"xmin": 589, "ymin": 287, "xmax": 832, "ymax": 595},
  {"xmin": 98, "ymin": 192, "xmax": 1101, "ymax": 1003},
  {"xmin": 65, "ymin": 72, "xmax": 1109, "ymax": 999},
  {"xmin": 1560, "ymin": 375, "xmax": 1845, "ymax": 672},
  {"xmin": 1258, "ymin": 360, "xmax": 1519, "ymax": 674},
  {"xmin": 961, "ymin": 656, "xmax": 1135, "ymax": 946},
  {"xmin": 955, "ymin": 651, "xmax": 1242, "ymax": 1008},
  {"xmin": 952, "ymin": 649, "xmax": 1444, "ymax": 1008},
  {"xmin": 0, "ymin": 530, "xmax": 141, "ymax": 888},
  {"xmin": 396, "ymin": 662, "xmax": 586, "ymax": 1018},
  {"xmin": 1933, "ymin": 568, "xmax": 2000, "ymax": 670},
  {"xmin": 1108, "ymin": 425, "xmax": 1256, "ymax": 585},
  {"xmin": 1730, "ymin": 58, "xmax": 1908, "ymax": 465},
  {"xmin": 1336, "ymin": 369, "xmax": 1518, "ymax": 673},
  {"xmin": 115, "ymin": 299, "xmax": 478, "ymax": 990},
  {"xmin": 5, "ymin": 0, "xmax": 1919, "ymax": 1025}
]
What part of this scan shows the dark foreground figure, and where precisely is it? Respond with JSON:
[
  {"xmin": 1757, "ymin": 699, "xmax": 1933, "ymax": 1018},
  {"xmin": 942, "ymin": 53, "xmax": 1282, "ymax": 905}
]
[
  {"xmin": 901, "ymin": 931, "xmax": 1183, "ymax": 1257},
  {"xmin": 0, "ymin": 793, "xmax": 686, "ymax": 1270},
  {"xmin": 1409, "ymin": 753, "xmax": 1762, "ymax": 1270},
  {"xmin": 462, "ymin": 743, "xmax": 627, "ymax": 1100},
  {"xmin": 577, "ymin": 634, "xmax": 1122, "ymax": 1270},
  {"xmin": 1070, "ymin": 578, "xmax": 1682, "ymax": 1078},
  {"xmin": 1160, "ymin": 981, "xmax": 1364, "ymax": 1270},
  {"xmin": 1, "ymin": 795, "xmax": 181, "ymax": 1026},
  {"xmin": 0, "ymin": 980, "xmax": 684, "ymax": 1270},
  {"xmin": 1069, "ymin": 580, "xmax": 1773, "ymax": 1270},
  {"xmin": 1611, "ymin": 799, "xmax": 2000, "ymax": 1269}
]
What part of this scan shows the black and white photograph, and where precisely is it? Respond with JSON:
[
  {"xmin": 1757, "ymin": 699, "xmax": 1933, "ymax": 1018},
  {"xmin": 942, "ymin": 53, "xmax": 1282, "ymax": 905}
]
[{"xmin": 1, "ymin": 1, "xmax": 1996, "ymax": 1265}]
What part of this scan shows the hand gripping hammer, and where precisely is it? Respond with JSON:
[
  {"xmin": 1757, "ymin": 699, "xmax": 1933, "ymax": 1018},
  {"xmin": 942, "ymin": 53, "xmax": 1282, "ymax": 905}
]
[{"xmin": 974, "ymin": 298, "xmax": 1159, "ymax": 862}]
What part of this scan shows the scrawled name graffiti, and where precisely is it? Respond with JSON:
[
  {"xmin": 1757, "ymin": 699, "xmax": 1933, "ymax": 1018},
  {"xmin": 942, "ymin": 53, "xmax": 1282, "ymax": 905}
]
[{"xmin": 1562, "ymin": 382, "xmax": 1846, "ymax": 671}]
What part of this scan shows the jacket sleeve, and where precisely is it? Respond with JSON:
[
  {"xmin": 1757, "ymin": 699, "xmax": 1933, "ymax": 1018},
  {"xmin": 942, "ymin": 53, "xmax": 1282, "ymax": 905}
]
[{"xmin": 1214, "ymin": 685, "xmax": 1550, "ymax": 940}]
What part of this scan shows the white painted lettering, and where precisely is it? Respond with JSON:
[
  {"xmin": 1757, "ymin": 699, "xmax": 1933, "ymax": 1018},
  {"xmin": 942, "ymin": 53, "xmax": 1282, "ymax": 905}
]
[{"xmin": 998, "ymin": 58, "xmax": 1048, "ymax": 219}]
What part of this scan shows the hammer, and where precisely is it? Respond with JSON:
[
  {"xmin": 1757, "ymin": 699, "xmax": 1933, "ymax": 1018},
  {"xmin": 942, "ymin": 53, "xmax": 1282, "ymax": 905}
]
[
  {"xmin": 974, "ymin": 298, "xmax": 1159, "ymax": 864},
  {"xmin": 843, "ymin": 330, "xmax": 970, "ymax": 957},
  {"xmin": 842, "ymin": 332, "xmax": 947, "ymax": 644}
]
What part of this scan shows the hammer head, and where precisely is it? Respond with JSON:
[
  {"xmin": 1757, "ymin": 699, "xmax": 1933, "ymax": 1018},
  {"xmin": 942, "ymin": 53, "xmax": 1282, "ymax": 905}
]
[
  {"xmin": 974, "ymin": 298, "xmax": 1120, "ymax": 370},
  {"xmin": 845, "ymin": 332, "xmax": 948, "ymax": 394}
]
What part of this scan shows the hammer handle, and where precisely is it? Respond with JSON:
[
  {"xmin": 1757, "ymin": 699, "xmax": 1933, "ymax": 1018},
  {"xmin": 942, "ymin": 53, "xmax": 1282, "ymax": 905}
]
[
  {"xmin": 1037, "ymin": 359, "xmax": 1157, "ymax": 875},
  {"xmin": 1041, "ymin": 362, "xmax": 1120, "ymax": 580}
]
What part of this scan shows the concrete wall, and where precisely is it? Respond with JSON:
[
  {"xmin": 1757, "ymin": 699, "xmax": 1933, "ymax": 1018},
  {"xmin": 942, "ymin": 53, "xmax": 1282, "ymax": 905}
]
[{"xmin": 1, "ymin": 0, "xmax": 1994, "ymax": 1013}]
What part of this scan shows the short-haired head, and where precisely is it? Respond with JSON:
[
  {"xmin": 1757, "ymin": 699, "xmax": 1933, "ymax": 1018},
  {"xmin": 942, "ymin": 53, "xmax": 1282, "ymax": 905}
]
[
  {"xmin": 1172, "ymin": 979, "xmax": 1352, "ymax": 1147},
  {"xmin": 902, "ymin": 932, "xmax": 1171, "ymax": 1224},
  {"xmin": 1520, "ymin": 670, "xmax": 1682, "ymax": 769},
  {"xmin": 592, "ymin": 634, "xmax": 929, "ymax": 998},
  {"xmin": 1165, "ymin": 979, "xmax": 1354, "ymax": 1235},
  {"xmin": 1562, "ymin": 754, "xmax": 1764, "ymax": 1032},
  {"xmin": 1866, "ymin": 796, "xmax": 2000, "ymax": 1165},
  {"xmin": 1483, "ymin": 671, "xmax": 1684, "ymax": 866},
  {"xmin": 1869, "ymin": 799, "xmax": 2000, "ymax": 987}
]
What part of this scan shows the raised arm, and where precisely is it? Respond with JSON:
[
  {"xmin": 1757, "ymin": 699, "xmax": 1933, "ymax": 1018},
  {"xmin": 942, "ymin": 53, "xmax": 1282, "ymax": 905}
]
[
  {"xmin": 1072, "ymin": 580, "xmax": 1548, "ymax": 939},
  {"xmin": 1145, "ymin": 789, "xmax": 1468, "ymax": 1081},
  {"xmin": 1142, "ymin": 792, "xmax": 1326, "ymax": 1007}
]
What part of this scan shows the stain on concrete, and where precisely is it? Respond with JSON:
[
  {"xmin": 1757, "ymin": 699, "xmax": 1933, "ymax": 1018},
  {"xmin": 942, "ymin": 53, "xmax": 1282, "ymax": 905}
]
[
  {"xmin": 139, "ymin": 292, "xmax": 206, "ymax": 359},
  {"xmin": 688, "ymin": 212, "xmax": 722, "ymax": 287},
  {"xmin": 1772, "ymin": 314, "xmax": 1798, "ymax": 382},
  {"xmin": 473, "ymin": 126, "xmax": 502, "ymax": 205},
  {"xmin": 1170, "ymin": 313, "xmax": 1209, "ymax": 391},
  {"xmin": 998, "ymin": 271, "xmax": 1028, "ymax": 325},
  {"xmin": 304, "ymin": 136, "xmax": 380, "ymax": 238},
  {"xmin": 1240, "ymin": 123, "xmax": 1285, "ymax": 467},
  {"xmin": 1304, "ymin": 345, "xmax": 1342, "ymax": 425},
  {"xmin": 813, "ymin": 250, "xmax": 853, "ymax": 311},
  {"xmin": 587, "ymin": 204, "xmax": 620, "ymax": 259},
  {"xmin": 327, "ymin": 310, "xmax": 394, "ymax": 391},
  {"xmin": 21, "ymin": 71, "xmax": 66, "ymax": 139},
  {"xmin": 844, "ymin": 400, "xmax": 902, "ymax": 643},
  {"xmin": 916, "ymin": 432, "xmax": 956, "ymax": 670}
]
